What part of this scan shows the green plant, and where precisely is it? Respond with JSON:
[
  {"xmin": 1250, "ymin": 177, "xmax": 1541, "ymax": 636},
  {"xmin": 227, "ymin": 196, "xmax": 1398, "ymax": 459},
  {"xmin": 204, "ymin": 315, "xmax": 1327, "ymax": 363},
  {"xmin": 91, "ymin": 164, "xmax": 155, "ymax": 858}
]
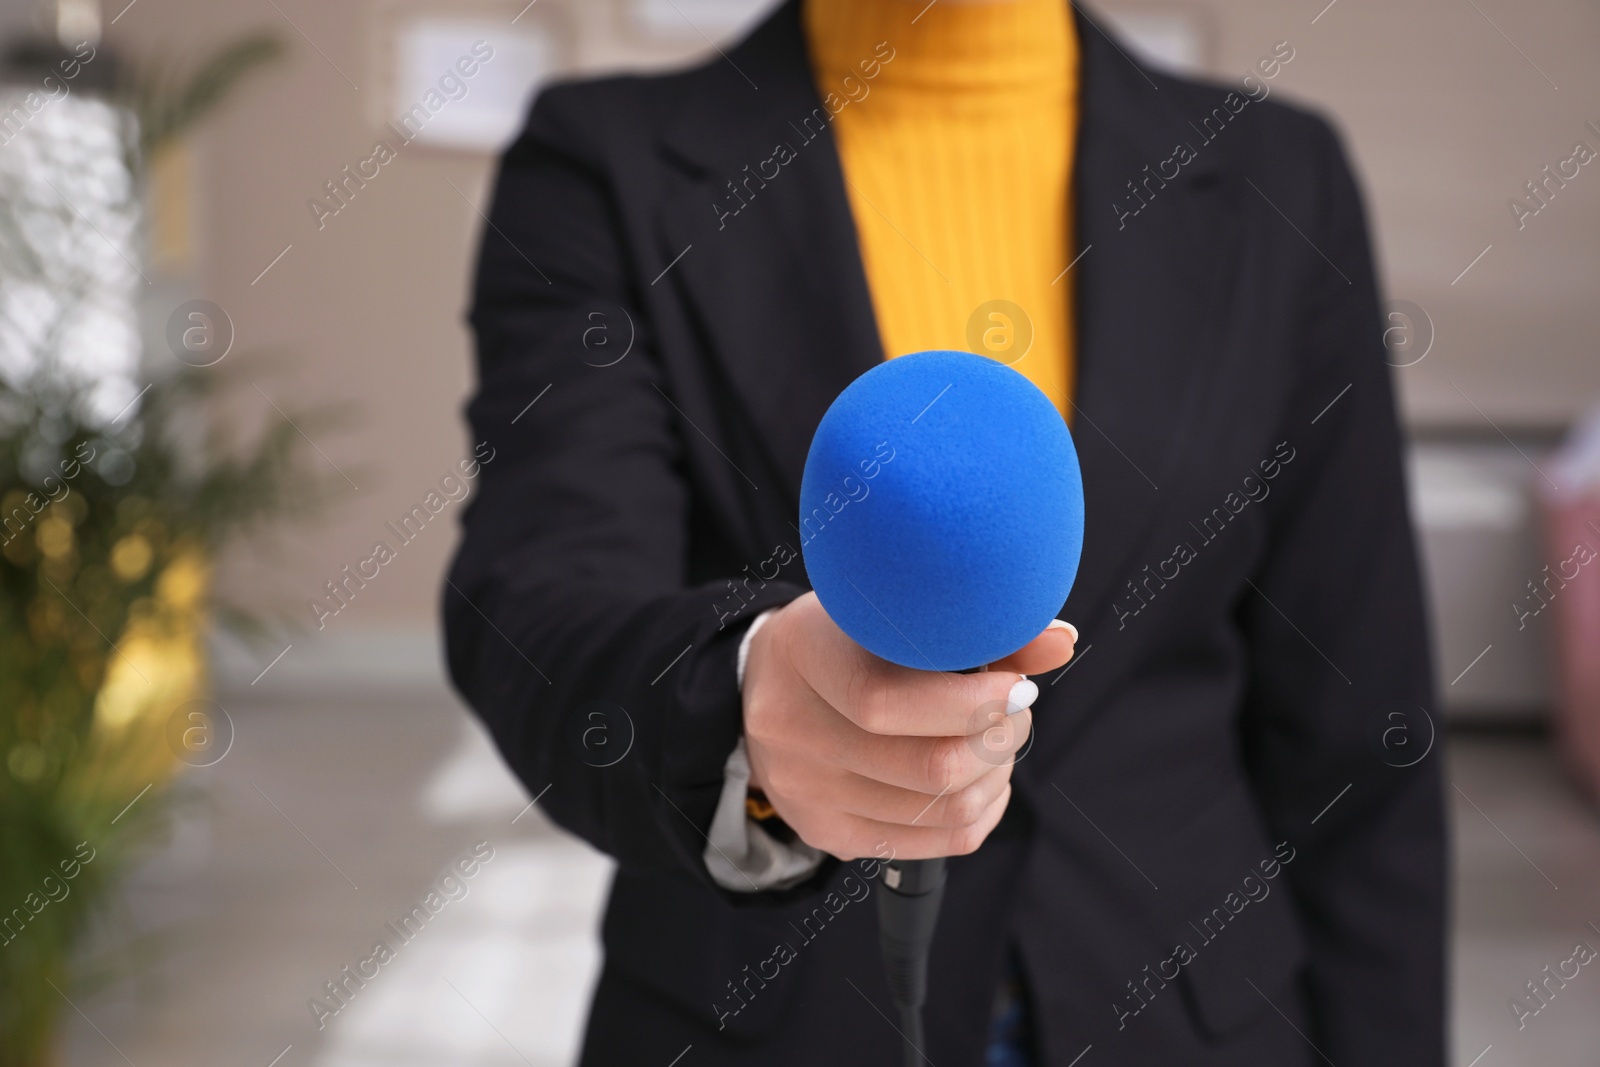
[
  {"xmin": 126, "ymin": 30, "xmax": 284, "ymax": 160},
  {"xmin": 0, "ymin": 29, "xmax": 334, "ymax": 1066}
]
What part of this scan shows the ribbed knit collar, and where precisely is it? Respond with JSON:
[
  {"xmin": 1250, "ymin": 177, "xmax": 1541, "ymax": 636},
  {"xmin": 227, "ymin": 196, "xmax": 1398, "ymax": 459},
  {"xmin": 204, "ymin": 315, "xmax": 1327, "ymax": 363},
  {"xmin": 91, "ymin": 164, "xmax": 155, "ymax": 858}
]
[{"xmin": 803, "ymin": 0, "xmax": 1076, "ymax": 96}]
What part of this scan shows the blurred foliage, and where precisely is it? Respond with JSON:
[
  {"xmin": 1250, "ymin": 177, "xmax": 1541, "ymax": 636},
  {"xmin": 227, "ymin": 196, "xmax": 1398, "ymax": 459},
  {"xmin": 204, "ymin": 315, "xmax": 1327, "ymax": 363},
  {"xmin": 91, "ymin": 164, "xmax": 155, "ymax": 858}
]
[
  {"xmin": 0, "ymin": 27, "xmax": 341, "ymax": 1066},
  {"xmin": 125, "ymin": 30, "xmax": 285, "ymax": 160}
]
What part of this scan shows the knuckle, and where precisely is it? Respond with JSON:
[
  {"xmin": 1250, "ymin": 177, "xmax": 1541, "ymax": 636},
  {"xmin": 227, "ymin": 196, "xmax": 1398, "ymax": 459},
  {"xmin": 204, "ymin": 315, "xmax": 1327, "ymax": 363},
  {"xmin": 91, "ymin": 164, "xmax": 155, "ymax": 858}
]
[
  {"xmin": 947, "ymin": 784, "xmax": 988, "ymax": 826},
  {"xmin": 823, "ymin": 828, "xmax": 863, "ymax": 862},
  {"xmin": 761, "ymin": 761, "xmax": 793, "ymax": 798},
  {"xmin": 926, "ymin": 738, "xmax": 970, "ymax": 793},
  {"xmin": 842, "ymin": 833, "xmax": 875, "ymax": 862},
  {"xmin": 770, "ymin": 758, "xmax": 817, "ymax": 804},
  {"xmin": 849, "ymin": 663, "xmax": 895, "ymax": 733},
  {"xmin": 744, "ymin": 711, "xmax": 791, "ymax": 759},
  {"xmin": 857, "ymin": 688, "xmax": 890, "ymax": 734},
  {"xmin": 949, "ymin": 822, "xmax": 987, "ymax": 856},
  {"xmin": 788, "ymin": 811, "xmax": 832, "ymax": 851},
  {"xmin": 742, "ymin": 697, "xmax": 776, "ymax": 743}
]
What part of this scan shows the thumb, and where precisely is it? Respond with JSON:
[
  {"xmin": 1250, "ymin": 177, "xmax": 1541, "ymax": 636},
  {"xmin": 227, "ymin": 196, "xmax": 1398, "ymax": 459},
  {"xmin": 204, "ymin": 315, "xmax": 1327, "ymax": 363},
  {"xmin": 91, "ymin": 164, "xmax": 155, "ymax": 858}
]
[{"xmin": 988, "ymin": 620, "xmax": 1076, "ymax": 675}]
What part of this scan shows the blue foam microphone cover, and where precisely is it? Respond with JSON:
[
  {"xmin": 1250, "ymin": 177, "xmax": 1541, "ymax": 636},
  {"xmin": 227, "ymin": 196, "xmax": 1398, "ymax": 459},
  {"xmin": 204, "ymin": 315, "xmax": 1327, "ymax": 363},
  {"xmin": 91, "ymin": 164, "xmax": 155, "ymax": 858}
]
[{"xmin": 799, "ymin": 350, "xmax": 1085, "ymax": 671}]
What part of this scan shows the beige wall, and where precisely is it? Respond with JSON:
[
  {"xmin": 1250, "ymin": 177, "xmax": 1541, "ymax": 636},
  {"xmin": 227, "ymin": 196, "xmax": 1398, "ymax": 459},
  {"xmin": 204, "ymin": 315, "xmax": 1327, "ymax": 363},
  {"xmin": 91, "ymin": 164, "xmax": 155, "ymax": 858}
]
[
  {"xmin": 1193, "ymin": 0, "xmax": 1600, "ymax": 430},
  {"xmin": 94, "ymin": 0, "xmax": 1600, "ymax": 639}
]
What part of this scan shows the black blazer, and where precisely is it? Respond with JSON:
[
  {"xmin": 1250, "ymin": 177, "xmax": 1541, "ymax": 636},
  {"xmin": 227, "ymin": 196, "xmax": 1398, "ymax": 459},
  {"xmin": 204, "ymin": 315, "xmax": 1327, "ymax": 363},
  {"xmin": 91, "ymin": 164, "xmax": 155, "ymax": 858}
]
[{"xmin": 444, "ymin": 3, "xmax": 1446, "ymax": 1064}]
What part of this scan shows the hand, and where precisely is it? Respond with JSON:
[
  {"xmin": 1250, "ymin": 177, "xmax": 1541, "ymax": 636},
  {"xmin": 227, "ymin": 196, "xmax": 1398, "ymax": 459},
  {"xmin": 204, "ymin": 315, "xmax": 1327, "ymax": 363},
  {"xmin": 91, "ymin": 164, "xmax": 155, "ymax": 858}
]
[{"xmin": 741, "ymin": 593, "xmax": 1076, "ymax": 861}]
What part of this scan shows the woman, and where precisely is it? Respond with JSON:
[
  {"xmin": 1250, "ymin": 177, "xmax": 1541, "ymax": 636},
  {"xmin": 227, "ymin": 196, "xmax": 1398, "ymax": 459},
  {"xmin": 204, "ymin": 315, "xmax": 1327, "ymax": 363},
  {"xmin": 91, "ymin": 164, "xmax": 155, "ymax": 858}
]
[{"xmin": 444, "ymin": 1, "xmax": 1446, "ymax": 1063}]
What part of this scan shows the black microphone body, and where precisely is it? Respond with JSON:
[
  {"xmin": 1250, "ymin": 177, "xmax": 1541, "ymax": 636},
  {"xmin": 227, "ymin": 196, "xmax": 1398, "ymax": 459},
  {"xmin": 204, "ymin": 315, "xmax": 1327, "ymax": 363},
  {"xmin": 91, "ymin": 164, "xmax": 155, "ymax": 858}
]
[
  {"xmin": 873, "ymin": 663, "xmax": 990, "ymax": 1065},
  {"xmin": 876, "ymin": 857, "xmax": 947, "ymax": 1067}
]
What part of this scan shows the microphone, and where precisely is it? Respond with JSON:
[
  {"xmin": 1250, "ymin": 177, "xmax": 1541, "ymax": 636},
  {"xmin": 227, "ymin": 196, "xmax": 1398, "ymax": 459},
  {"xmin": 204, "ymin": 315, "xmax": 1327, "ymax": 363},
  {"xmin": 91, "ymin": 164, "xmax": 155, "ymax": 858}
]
[{"xmin": 799, "ymin": 350, "xmax": 1084, "ymax": 1065}]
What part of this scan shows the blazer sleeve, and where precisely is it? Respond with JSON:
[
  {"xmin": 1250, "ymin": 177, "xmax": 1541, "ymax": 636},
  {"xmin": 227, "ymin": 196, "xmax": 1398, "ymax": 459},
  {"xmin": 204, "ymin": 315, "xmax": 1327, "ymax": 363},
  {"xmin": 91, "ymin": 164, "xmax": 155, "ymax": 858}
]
[
  {"xmin": 443, "ymin": 87, "xmax": 806, "ymax": 892},
  {"xmin": 1238, "ymin": 119, "xmax": 1448, "ymax": 1065}
]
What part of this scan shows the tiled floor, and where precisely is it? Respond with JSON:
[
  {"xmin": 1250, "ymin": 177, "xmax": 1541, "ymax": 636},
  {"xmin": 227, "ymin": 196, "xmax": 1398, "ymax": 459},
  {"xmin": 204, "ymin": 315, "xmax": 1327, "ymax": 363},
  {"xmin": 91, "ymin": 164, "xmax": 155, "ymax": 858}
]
[
  {"xmin": 1449, "ymin": 733, "xmax": 1600, "ymax": 1067},
  {"xmin": 57, "ymin": 690, "xmax": 1600, "ymax": 1066},
  {"xmin": 58, "ymin": 689, "xmax": 612, "ymax": 1067}
]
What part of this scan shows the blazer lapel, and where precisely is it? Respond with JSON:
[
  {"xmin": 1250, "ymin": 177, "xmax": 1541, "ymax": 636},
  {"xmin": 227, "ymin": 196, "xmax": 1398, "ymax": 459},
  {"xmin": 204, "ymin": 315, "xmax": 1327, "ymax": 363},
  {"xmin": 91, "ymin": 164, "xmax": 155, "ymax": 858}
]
[
  {"xmin": 1061, "ymin": 7, "xmax": 1247, "ymax": 631},
  {"xmin": 654, "ymin": 1, "xmax": 1246, "ymax": 632},
  {"xmin": 654, "ymin": 0, "xmax": 881, "ymax": 503}
]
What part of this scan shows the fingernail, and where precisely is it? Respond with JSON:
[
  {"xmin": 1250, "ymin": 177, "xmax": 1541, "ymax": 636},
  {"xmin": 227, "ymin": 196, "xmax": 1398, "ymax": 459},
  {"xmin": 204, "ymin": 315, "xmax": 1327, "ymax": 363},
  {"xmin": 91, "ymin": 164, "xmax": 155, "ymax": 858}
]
[
  {"xmin": 1048, "ymin": 619, "xmax": 1079, "ymax": 641},
  {"xmin": 1006, "ymin": 678, "xmax": 1038, "ymax": 716}
]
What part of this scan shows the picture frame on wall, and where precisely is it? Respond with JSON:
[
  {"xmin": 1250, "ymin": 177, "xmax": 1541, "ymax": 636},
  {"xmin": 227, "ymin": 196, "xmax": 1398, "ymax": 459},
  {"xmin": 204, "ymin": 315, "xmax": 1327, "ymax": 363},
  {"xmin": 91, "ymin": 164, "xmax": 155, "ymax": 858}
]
[
  {"xmin": 622, "ymin": 0, "xmax": 779, "ymax": 44},
  {"xmin": 369, "ymin": 3, "xmax": 565, "ymax": 153}
]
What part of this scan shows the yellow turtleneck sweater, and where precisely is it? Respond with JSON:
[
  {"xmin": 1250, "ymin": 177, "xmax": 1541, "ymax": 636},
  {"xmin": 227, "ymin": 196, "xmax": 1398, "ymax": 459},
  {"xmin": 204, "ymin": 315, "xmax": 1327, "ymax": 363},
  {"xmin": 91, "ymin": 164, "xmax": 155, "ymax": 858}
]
[{"xmin": 803, "ymin": 0, "xmax": 1079, "ymax": 415}]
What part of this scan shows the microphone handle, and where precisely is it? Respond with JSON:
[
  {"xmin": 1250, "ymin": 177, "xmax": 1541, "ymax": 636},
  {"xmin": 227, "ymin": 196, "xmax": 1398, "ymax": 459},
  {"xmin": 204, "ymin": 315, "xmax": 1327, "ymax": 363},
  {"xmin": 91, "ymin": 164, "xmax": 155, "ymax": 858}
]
[
  {"xmin": 874, "ymin": 663, "xmax": 984, "ymax": 1066},
  {"xmin": 876, "ymin": 856, "xmax": 946, "ymax": 1067}
]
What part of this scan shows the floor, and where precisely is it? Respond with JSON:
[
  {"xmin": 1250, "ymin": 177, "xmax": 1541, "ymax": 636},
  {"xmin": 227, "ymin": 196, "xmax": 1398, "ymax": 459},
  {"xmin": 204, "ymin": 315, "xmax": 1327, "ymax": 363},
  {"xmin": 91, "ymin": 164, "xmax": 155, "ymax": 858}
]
[
  {"xmin": 1448, "ymin": 732, "xmax": 1600, "ymax": 1067},
  {"xmin": 58, "ymin": 688, "xmax": 612, "ymax": 1067},
  {"xmin": 56, "ymin": 690, "xmax": 1600, "ymax": 1067}
]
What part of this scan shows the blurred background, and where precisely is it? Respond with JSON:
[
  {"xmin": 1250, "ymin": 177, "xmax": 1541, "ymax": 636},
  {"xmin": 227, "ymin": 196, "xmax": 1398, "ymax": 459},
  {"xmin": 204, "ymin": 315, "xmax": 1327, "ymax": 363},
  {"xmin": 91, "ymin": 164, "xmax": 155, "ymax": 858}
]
[{"xmin": 0, "ymin": 0, "xmax": 1597, "ymax": 1064}]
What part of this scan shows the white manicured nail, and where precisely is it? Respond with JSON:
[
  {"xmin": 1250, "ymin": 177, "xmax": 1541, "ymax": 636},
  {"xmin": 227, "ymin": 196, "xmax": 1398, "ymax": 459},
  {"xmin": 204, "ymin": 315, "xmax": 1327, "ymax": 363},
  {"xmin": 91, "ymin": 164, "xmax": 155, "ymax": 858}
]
[
  {"xmin": 1048, "ymin": 619, "xmax": 1079, "ymax": 641},
  {"xmin": 1006, "ymin": 678, "xmax": 1038, "ymax": 716}
]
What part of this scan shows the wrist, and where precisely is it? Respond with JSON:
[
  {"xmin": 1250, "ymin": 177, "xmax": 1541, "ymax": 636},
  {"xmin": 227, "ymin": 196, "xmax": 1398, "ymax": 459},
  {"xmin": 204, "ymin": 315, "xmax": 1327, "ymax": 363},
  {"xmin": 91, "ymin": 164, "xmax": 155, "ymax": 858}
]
[
  {"xmin": 740, "ymin": 605, "xmax": 789, "ymax": 793},
  {"xmin": 736, "ymin": 606, "xmax": 780, "ymax": 691}
]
